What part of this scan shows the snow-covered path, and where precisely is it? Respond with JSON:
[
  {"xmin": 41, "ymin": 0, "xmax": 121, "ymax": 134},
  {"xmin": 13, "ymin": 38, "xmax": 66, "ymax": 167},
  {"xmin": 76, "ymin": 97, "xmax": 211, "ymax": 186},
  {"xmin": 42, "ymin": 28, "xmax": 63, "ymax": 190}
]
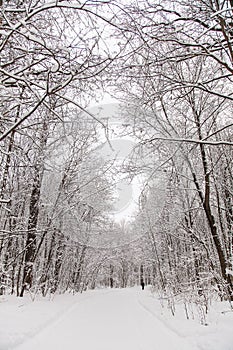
[
  {"xmin": 1, "ymin": 287, "xmax": 232, "ymax": 350},
  {"xmin": 14, "ymin": 288, "xmax": 198, "ymax": 350}
]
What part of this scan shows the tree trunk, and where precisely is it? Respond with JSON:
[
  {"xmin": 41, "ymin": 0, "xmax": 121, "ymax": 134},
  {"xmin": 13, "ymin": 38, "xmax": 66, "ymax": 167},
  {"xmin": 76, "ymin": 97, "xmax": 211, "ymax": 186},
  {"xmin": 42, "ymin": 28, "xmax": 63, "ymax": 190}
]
[
  {"xmin": 192, "ymin": 109, "xmax": 233, "ymax": 298},
  {"xmin": 20, "ymin": 165, "xmax": 43, "ymax": 297},
  {"xmin": 20, "ymin": 119, "xmax": 49, "ymax": 297}
]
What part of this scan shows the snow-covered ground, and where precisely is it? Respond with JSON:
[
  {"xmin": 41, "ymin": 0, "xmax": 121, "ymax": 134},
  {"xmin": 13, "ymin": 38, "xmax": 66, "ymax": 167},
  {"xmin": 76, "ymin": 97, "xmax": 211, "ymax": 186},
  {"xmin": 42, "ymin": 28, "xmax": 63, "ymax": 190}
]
[{"xmin": 0, "ymin": 287, "xmax": 232, "ymax": 350}]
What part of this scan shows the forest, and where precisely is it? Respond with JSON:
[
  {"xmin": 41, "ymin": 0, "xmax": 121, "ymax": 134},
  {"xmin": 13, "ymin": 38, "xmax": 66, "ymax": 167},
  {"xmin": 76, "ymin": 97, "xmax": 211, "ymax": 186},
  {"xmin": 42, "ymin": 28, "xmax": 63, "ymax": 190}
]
[{"xmin": 0, "ymin": 0, "xmax": 232, "ymax": 316}]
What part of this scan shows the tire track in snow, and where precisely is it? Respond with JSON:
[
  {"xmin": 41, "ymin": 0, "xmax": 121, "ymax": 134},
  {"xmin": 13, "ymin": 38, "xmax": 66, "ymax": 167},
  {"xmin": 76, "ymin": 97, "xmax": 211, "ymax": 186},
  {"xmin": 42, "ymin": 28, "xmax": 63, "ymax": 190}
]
[
  {"xmin": 135, "ymin": 293, "xmax": 199, "ymax": 350},
  {"xmin": 12, "ymin": 289, "xmax": 112, "ymax": 350}
]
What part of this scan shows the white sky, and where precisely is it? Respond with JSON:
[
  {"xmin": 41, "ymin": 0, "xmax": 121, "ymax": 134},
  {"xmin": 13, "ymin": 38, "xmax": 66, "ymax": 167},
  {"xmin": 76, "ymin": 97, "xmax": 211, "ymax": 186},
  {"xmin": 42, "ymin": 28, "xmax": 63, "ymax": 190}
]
[{"xmin": 89, "ymin": 97, "xmax": 142, "ymax": 222}]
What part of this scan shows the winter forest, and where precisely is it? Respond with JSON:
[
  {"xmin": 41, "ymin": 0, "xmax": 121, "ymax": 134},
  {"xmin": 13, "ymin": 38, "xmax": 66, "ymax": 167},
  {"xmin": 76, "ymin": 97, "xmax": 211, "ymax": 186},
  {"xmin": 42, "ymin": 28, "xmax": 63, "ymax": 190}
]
[{"xmin": 0, "ymin": 0, "xmax": 233, "ymax": 347}]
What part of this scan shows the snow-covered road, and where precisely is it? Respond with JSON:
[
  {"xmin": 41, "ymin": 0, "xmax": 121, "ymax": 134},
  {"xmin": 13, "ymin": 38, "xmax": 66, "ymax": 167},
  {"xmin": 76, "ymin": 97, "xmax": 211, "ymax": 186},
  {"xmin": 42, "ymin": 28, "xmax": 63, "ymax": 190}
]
[
  {"xmin": 1, "ymin": 287, "xmax": 232, "ymax": 350},
  {"xmin": 14, "ymin": 288, "xmax": 198, "ymax": 350}
]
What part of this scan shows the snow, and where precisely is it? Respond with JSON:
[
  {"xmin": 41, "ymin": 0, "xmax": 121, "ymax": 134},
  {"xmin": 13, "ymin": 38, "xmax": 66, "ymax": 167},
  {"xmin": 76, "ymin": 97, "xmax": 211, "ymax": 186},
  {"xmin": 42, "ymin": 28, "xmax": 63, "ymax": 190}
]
[
  {"xmin": 0, "ymin": 288, "xmax": 232, "ymax": 350},
  {"xmin": 50, "ymin": 60, "xmax": 60, "ymax": 73},
  {"xmin": 226, "ymin": 268, "xmax": 233, "ymax": 277}
]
